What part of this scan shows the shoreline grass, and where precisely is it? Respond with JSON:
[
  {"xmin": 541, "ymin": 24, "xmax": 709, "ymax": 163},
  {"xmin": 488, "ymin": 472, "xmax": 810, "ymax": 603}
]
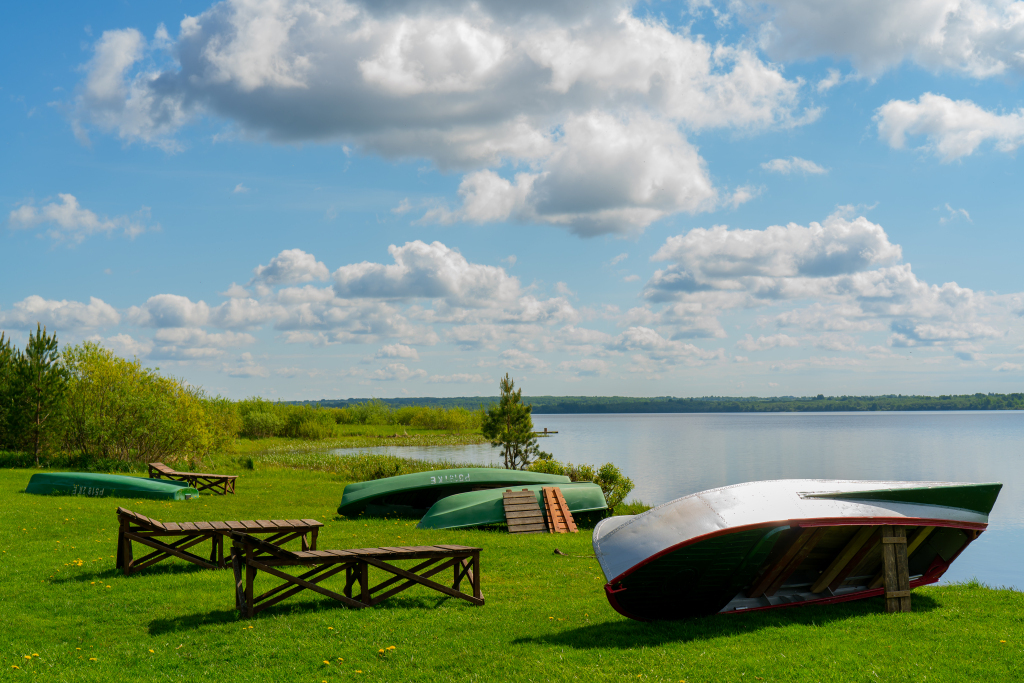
[{"xmin": 2, "ymin": 467, "xmax": 1022, "ymax": 681}]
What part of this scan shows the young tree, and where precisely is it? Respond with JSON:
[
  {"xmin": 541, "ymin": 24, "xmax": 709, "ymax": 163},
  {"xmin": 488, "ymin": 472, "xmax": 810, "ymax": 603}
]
[
  {"xmin": 14, "ymin": 324, "xmax": 68, "ymax": 465},
  {"xmin": 481, "ymin": 373, "xmax": 550, "ymax": 470},
  {"xmin": 0, "ymin": 332, "xmax": 16, "ymax": 450}
]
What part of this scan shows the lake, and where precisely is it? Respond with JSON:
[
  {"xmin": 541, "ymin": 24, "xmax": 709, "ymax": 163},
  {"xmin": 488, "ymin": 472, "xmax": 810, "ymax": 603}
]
[{"xmin": 333, "ymin": 411, "xmax": 1023, "ymax": 589}]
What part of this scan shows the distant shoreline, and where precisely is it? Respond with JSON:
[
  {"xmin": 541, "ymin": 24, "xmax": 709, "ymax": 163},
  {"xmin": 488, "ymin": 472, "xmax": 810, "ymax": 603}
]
[{"xmin": 286, "ymin": 393, "xmax": 1024, "ymax": 414}]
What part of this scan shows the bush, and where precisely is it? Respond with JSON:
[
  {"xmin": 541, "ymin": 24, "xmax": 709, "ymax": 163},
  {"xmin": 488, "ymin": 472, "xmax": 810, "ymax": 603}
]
[
  {"xmin": 241, "ymin": 410, "xmax": 284, "ymax": 438},
  {"xmin": 528, "ymin": 458, "xmax": 634, "ymax": 514},
  {"xmin": 59, "ymin": 342, "xmax": 224, "ymax": 468},
  {"xmin": 613, "ymin": 499, "xmax": 652, "ymax": 516}
]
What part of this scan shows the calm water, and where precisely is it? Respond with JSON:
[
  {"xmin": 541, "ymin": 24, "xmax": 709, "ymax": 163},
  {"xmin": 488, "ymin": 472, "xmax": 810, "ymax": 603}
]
[{"xmin": 333, "ymin": 411, "xmax": 1024, "ymax": 588}]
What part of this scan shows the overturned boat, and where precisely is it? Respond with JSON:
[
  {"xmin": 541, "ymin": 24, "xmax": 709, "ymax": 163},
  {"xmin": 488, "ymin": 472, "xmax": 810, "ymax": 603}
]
[
  {"xmin": 592, "ymin": 479, "xmax": 1001, "ymax": 621},
  {"xmin": 25, "ymin": 472, "xmax": 199, "ymax": 500},
  {"xmin": 337, "ymin": 467, "xmax": 571, "ymax": 518},
  {"xmin": 417, "ymin": 482, "xmax": 607, "ymax": 530}
]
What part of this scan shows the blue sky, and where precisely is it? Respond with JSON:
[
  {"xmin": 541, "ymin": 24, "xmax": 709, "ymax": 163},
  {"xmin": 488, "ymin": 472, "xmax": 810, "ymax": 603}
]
[{"xmin": 3, "ymin": 0, "xmax": 1024, "ymax": 400}]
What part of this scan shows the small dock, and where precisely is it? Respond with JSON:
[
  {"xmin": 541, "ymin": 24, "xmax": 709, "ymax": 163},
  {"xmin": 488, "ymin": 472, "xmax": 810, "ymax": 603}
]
[{"xmin": 531, "ymin": 427, "xmax": 558, "ymax": 436}]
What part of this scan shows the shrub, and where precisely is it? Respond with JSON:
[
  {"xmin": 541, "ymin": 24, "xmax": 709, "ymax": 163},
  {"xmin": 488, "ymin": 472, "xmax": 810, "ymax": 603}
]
[
  {"xmin": 528, "ymin": 458, "xmax": 634, "ymax": 514},
  {"xmin": 241, "ymin": 409, "xmax": 284, "ymax": 438}
]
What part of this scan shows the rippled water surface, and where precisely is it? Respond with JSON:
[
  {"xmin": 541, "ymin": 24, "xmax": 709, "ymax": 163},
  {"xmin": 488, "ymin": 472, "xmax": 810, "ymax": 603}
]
[{"xmin": 334, "ymin": 411, "xmax": 1024, "ymax": 588}]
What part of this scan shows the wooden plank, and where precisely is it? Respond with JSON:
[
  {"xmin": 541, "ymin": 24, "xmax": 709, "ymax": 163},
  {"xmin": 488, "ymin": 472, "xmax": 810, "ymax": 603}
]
[
  {"xmin": 553, "ymin": 488, "xmax": 577, "ymax": 533},
  {"xmin": 748, "ymin": 528, "xmax": 816, "ymax": 598},
  {"xmin": 542, "ymin": 487, "xmax": 577, "ymax": 534},
  {"xmin": 810, "ymin": 525, "xmax": 877, "ymax": 593},
  {"xmin": 503, "ymin": 489, "xmax": 547, "ymax": 535},
  {"xmin": 763, "ymin": 527, "xmax": 827, "ymax": 597},
  {"xmin": 828, "ymin": 528, "xmax": 882, "ymax": 591}
]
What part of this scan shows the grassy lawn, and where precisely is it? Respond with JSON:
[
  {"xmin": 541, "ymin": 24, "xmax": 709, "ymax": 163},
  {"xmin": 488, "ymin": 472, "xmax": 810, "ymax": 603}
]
[{"xmin": 1, "ymin": 467, "xmax": 1022, "ymax": 682}]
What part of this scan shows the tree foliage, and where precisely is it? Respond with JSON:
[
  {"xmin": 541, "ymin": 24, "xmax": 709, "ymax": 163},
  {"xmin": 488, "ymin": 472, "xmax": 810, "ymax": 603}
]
[
  {"xmin": 481, "ymin": 374, "xmax": 549, "ymax": 470},
  {"xmin": 59, "ymin": 342, "xmax": 224, "ymax": 467},
  {"xmin": 14, "ymin": 325, "xmax": 68, "ymax": 465}
]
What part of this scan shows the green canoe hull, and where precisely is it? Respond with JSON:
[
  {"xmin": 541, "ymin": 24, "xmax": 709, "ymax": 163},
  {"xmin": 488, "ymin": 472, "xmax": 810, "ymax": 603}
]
[
  {"xmin": 417, "ymin": 482, "xmax": 608, "ymax": 530},
  {"xmin": 337, "ymin": 468, "xmax": 572, "ymax": 518},
  {"xmin": 25, "ymin": 473, "xmax": 199, "ymax": 500}
]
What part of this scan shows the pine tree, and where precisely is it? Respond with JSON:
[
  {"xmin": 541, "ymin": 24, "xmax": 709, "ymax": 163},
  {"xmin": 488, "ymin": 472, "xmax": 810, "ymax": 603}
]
[
  {"xmin": 0, "ymin": 332, "xmax": 16, "ymax": 450},
  {"xmin": 481, "ymin": 373, "xmax": 550, "ymax": 470},
  {"xmin": 14, "ymin": 324, "xmax": 68, "ymax": 466}
]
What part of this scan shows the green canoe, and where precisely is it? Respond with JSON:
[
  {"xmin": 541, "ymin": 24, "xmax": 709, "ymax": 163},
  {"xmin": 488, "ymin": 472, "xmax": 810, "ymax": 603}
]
[
  {"xmin": 417, "ymin": 482, "xmax": 608, "ymax": 530},
  {"xmin": 337, "ymin": 468, "xmax": 572, "ymax": 518},
  {"xmin": 25, "ymin": 472, "xmax": 199, "ymax": 500}
]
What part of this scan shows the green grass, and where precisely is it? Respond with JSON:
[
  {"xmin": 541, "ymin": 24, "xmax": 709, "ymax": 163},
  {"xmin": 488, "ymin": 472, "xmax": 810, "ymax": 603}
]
[{"xmin": 1, "ymin": 468, "xmax": 1022, "ymax": 682}]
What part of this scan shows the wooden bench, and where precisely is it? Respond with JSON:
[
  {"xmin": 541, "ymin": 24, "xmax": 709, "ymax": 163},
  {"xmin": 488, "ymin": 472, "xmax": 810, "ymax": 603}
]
[
  {"xmin": 229, "ymin": 531, "xmax": 483, "ymax": 619},
  {"xmin": 148, "ymin": 462, "xmax": 238, "ymax": 495},
  {"xmin": 116, "ymin": 507, "xmax": 321, "ymax": 576}
]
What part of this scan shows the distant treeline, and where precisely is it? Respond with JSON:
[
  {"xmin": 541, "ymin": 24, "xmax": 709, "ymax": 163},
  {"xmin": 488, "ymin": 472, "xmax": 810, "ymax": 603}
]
[{"xmin": 298, "ymin": 393, "xmax": 1024, "ymax": 414}]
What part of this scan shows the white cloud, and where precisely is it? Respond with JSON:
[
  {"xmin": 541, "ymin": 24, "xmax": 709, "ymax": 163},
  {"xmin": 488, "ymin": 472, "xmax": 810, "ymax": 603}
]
[
  {"xmin": 72, "ymin": 1, "xmax": 815, "ymax": 236},
  {"xmin": 736, "ymin": 0, "xmax": 1024, "ymax": 78},
  {"xmin": 499, "ymin": 348, "xmax": 548, "ymax": 370},
  {"xmin": 994, "ymin": 362, "xmax": 1023, "ymax": 372},
  {"xmin": 940, "ymin": 203, "xmax": 972, "ymax": 224},
  {"xmin": 333, "ymin": 240, "xmax": 520, "ymax": 306},
  {"xmin": 252, "ymin": 249, "xmax": 330, "ymax": 286},
  {"xmin": 95, "ymin": 333, "xmax": 153, "ymax": 358},
  {"xmin": 0, "ymin": 295, "xmax": 119, "ymax": 329},
  {"xmin": 610, "ymin": 326, "xmax": 723, "ymax": 364},
  {"xmin": 8, "ymin": 194, "xmax": 154, "ymax": 243},
  {"xmin": 623, "ymin": 274, "xmax": 640, "ymax": 282},
  {"xmin": 128, "ymin": 294, "xmax": 210, "ymax": 328},
  {"xmin": 233, "ymin": 183, "xmax": 249, "ymax": 193},
  {"xmin": 423, "ymin": 111, "xmax": 718, "ymax": 236},
  {"xmin": 376, "ymin": 343, "xmax": 419, "ymax": 360},
  {"xmin": 816, "ymin": 68, "xmax": 843, "ymax": 93},
  {"xmin": 761, "ymin": 157, "xmax": 827, "ymax": 175},
  {"xmin": 610, "ymin": 253, "xmax": 628, "ymax": 266},
  {"xmin": 366, "ymin": 363, "xmax": 427, "ymax": 381},
  {"xmin": 875, "ymin": 93, "xmax": 1024, "ymax": 161}
]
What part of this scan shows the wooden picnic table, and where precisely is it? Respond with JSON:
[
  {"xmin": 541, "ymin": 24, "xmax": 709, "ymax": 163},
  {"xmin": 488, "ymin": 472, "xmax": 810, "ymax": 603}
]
[
  {"xmin": 148, "ymin": 462, "xmax": 238, "ymax": 495},
  {"xmin": 230, "ymin": 531, "xmax": 483, "ymax": 618},
  {"xmin": 116, "ymin": 507, "xmax": 321, "ymax": 576}
]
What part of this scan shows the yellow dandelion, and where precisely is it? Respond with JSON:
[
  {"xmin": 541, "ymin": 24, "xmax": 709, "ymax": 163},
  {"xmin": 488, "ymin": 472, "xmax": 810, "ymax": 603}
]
[
  {"xmin": 548, "ymin": 616, "xmax": 553, "ymax": 620},
  {"xmin": 149, "ymin": 649, "xmax": 154, "ymax": 653},
  {"xmin": 387, "ymin": 646, "xmax": 396, "ymax": 651},
  {"xmin": 76, "ymin": 648, "xmax": 81, "ymax": 651},
  {"xmin": 1000, "ymin": 640, "xmax": 1007, "ymax": 643},
  {"xmin": 323, "ymin": 660, "xmax": 330, "ymax": 665},
  {"xmin": 23, "ymin": 655, "xmax": 31, "ymax": 660},
  {"xmin": 378, "ymin": 649, "xmax": 385, "ymax": 654},
  {"xmin": 355, "ymin": 670, "xmax": 363, "ymax": 674},
  {"xmin": 89, "ymin": 657, "xmax": 97, "ymax": 661},
  {"xmin": 337, "ymin": 658, "xmax": 344, "ymax": 662},
  {"xmin": 328, "ymin": 627, "xmax": 334, "ymax": 630},
  {"xmin": 31, "ymin": 654, "xmax": 38, "ymax": 657},
  {"xmin": 11, "ymin": 665, "xmax": 19, "ymax": 669}
]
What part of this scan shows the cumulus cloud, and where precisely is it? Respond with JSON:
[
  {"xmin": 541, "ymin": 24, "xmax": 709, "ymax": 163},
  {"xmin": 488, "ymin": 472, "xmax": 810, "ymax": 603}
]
[
  {"xmin": 761, "ymin": 157, "xmax": 827, "ymax": 174},
  {"xmin": 71, "ymin": 1, "xmax": 815, "ymax": 236},
  {"xmin": 875, "ymin": 93, "xmax": 1024, "ymax": 161},
  {"xmin": 376, "ymin": 343, "xmax": 419, "ymax": 360},
  {"xmin": 0, "ymin": 296, "xmax": 119, "ymax": 329},
  {"xmin": 128, "ymin": 294, "xmax": 210, "ymax": 328},
  {"xmin": 252, "ymin": 249, "xmax": 330, "ymax": 286},
  {"xmin": 643, "ymin": 209, "xmax": 1011, "ymax": 357},
  {"xmin": 8, "ymin": 194, "xmax": 154, "ymax": 243},
  {"xmin": 500, "ymin": 348, "xmax": 548, "ymax": 370},
  {"xmin": 366, "ymin": 363, "xmax": 427, "ymax": 381},
  {"xmin": 424, "ymin": 111, "xmax": 719, "ymax": 235},
  {"xmin": 334, "ymin": 241, "xmax": 520, "ymax": 305},
  {"xmin": 735, "ymin": 0, "xmax": 1024, "ymax": 78}
]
